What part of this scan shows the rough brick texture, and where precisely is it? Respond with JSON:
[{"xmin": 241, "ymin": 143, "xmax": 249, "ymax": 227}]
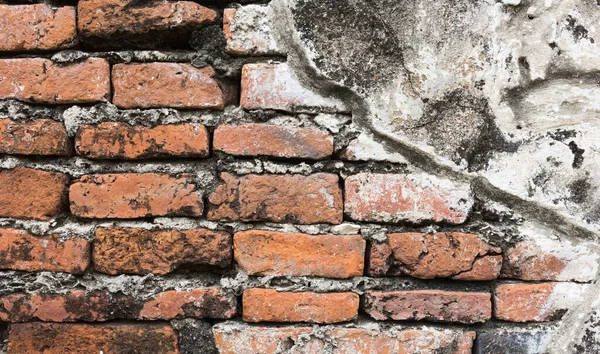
[
  {"xmin": 493, "ymin": 283, "xmax": 576, "ymax": 322},
  {"xmin": 369, "ymin": 232, "xmax": 502, "ymax": 280},
  {"xmin": 7, "ymin": 322, "xmax": 180, "ymax": 354},
  {"xmin": 94, "ymin": 227, "xmax": 231, "ymax": 275},
  {"xmin": 0, "ymin": 58, "xmax": 110, "ymax": 104},
  {"xmin": 0, "ymin": 4, "xmax": 77, "ymax": 52},
  {"xmin": 365, "ymin": 290, "xmax": 492, "ymax": 324},
  {"xmin": 0, "ymin": 228, "xmax": 89, "ymax": 274},
  {"xmin": 243, "ymin": 288, "xmax": 359, "ymax": 324},
  {"xmin": 344, "ymin": 173, "xmax": 474, "ymax": 224},
  {"xmin": 75, "ymin": 123, "xmax": 210, "ymax": 159},
  {"xmin": 234, "ymin": 230, "xmax": 364, "ymax": 278},
  {"xmin": 139, "ymin": 288, "xmax": 237, "ymax": 320},
  {"xmin": 214, "ymin": 123, "xmax": 333, "ymax": 159},
  {"xmin": 70, "ymin": 173, "xmax": 203, "ymax": 219},
  {"xmin": 0, "ymin": 167, "xmax": 69, "ymax": 220},
  {"xmin": 224, "ymin": 6, "xmax": 283, "ymax": 56},
  {"xmin": 112, "ymin": 63, "xmax": 231, "ymax": 109},
  {"xmin": 208, "ymin": 173, "xmax": 343, "ymax": 224},
  {"xmin": 0, "ymin": 119, "xmax": 70, "ymax": 156}
]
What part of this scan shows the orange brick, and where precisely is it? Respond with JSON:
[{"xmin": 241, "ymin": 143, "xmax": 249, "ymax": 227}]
[
  {"xmin": 8, "ymin": 322, "xmax": 179, "ymax": 354},
  {"xmin": 208, "ymin": 173, "xmax": 343, "ymax": 224},
  {"xmin": 214, "ymin": 123, "xmax": 333, "ymax": 159},
  {"xmin": 70, "ymin": 173, "xmax": 203, "ymax": 219},
  {"xmin": 0, "ymin": 228, "xmax": 89, "ymax": 274},
  {"xmin": 365, "ymin": 290, "xmax": 492, "ymax": 324},
  {"xmin": 94, "ymin": 227, "xmax": 231, "ymax": 275},
  {"xmin": 0, "ymin": 58, "xmax": 110, "ymax": 104},
  {"xmin": 112, "ymin": 63, "xmax": 230, "ymax": 109},
  {"xmin": 0, "ymin": 119, "xmax": 70, "ymax": 156},
  {"xmin": 234, "ymin": 230, "xmax": 364, "ymax": 278},
  {"xmin": 0, "ymin": 4, "xmax": 77, "ymax": 52},
  {"xmin": 76, "ymin": 123, "xmax": 209, "ymax": 159},
  {"xmin": 243, "ymin": 288, "xmax": 358, "ymax": 324},
  {"xmin": 139, "ymin": 288, "xmax": 237, "ymax": 320},
  {"xmin": 0, "ymin": 167, "xmax": 69, "ymax": 220}
]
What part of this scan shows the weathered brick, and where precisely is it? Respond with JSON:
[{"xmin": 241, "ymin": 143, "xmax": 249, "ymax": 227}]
[
  {"xmin": 224, "ymin": 6, "xmax": 283, "ymax": 56},
  {"xmin": 0, "ymin": 119, "xmax": 70, "ymax": 156},
  {"xmin": 94, "ymin": 227, "xmax": 231, "ymax": 275},
  {"xmin": 344, "ymin": 173, "xmax": 474, "ymax": 224},
  {"xmin": 214, "ymin": 123, "xmax": 333, "ymax": 160},
  {"xmin": 0, "ymin": 58, "xmax": 110, "ymax": 104},
  {"xmin": 0, "ymin": 5, "xmax": 77, "ymax": 52},
  {"xmin": 76, "ymin": 122, "xmax": 210, "ymax": 159},
  {"xmin": 501, "ymin": 240, "xmax": 598, "ymax": 282},
  {"xmin": 234, "ymin": 230, "xmax": 364, "ymax": 278},
  {"xmin": 78, "ymin": 0, "xmax": 218, "ymax": 50},
  {"xmin": 8, "ymin": 322, "xmax": 179, "ymax": 354},
  {"xmin": 0, "ymin": 228, "xmax": 89, "ymax": 274},
  {"xmin": 369, "ymin": 232, "xmax": 502, "ymax": 280},
  {"xmin": 493, "ymin": 283, "xmax": 586, "ymax": 322},
  {"xmin": 0, "ymin": 288, "xmax": 235, "ymax": 322},
  {"xmin": 0, "ymin": 167, "xmax": 69, "ymax": 220},
  {"xmin": 243, "ymin": 288, "xmax": 358, "ymax": 324},
  {"xmin": 70, "ymin": 173, "xmax": 203, "ymax": 219},
  {"xmin": 208, "ymin": 173, "xmax": 343, "ymax": 224},
  {"xmin": 475, "ymin": 328, "xmax": 551, "ymax": 354},
  {"xmin": 213, "ymin": 324, "xmax": 476, "ymax": 354},
  {"xmin": 365, "ymin": 290, "xmax": 492, "ymax": 324},
  {"xmin": 139, "ymin": 288, "xmax": 237, "ymax": 320},
  {"xmin": 341, "ymin": 133, "xmax": 408, "ymax": 163},
  {"xmin": 112, "ymin": 63, "xmax": 231, "ymax": 109},
  {"xmin": 240, "ymin": 63, "xmax": 346, "ymax": 113}
]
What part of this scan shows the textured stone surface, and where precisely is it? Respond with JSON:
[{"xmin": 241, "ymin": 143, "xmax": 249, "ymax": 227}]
[
  {"xmin": 365, "ymin": 290, "xmax": 492, "ymax": 324},
  {"xmin": 243, "ymin": 288, "xmax": 358, "ymax": 324},
  {"xmin": 7, "ymin": 322, "xmax": 180, "ymax": 354},
  {"xmin": 94, "ymin": 227, "xmax": 231, "ymax": 275},
  {"xmin": 70, "ymin": 173, "xmax": 203, "ymax": 219},
  {"xmin": 240, "ymin": 63, "xmax": 346, "ymax": 113},
  {"xmin": 214, "ymin": 123, "xmax": 333, "ymax": 160},
  {"xmin": 475, "ymin": 328, "xmax": 551, "ymax": 354},
  {"xmin": 224, "ymin": 6, "xmax": 283, "ymax": 56},
  {"xmin": 139, "ymin": 288, "xmax": 237, "ymax": 320},
  {"xmin": 76, "ymin": 123, "xmax": 210, "ymax": 159},
  {"xmin": 0, "ymin": 167, "xmax": 69, "ymax": 220},
  {"xmin": 213, "ymin": 323, "xmax": 475, "ymax": 354},
  {"xmin": 0, "ymin": 119, "xmax": 70, "ymax": 156},
  {"xmin": 0, "ymin": 58, "xmax": 110, "ymax": 104},
  {"xmin": 208, "ymin": 173, "xmax": 343, "ymax": 224},
  {"xmin": 113, "ymin": 64, "xmax": 228, "ymax": 109},
  {"xmin": 0, "ymin": 5, "xmax": 77, "ymax": 52},
  {"xmin": 0, "ymin": 228, "xmax": 89, "ymax": 274},
  {"xmin": 344, "ymin": 173, "xmax": 474, "ymax": 224},
  {"xmin": 369, "ymin": 232, "xmax": 502, "ymax": 280},
  {"xmin": 234, "ymin": 230, "xmax": 364, "ymax": 278},
  {"xmin": 78, "ymin": 0, "xmax": 218, "ymax": 50}
]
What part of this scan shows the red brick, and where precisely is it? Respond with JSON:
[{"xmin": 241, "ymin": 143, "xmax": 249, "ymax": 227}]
[
  {"xmin": 369, "ymin": 232, "xmax": 502, "ymax": 280},
  {"xmin": 208, "ymin": 173, "xmax": 343, "ymax": 224},
  {"xmin": 94, "ymin": 227, "xmax": 231, "ymax": 275},
  {"xmin": 224, "ymin": 7, "xmax": 282, "ymax": 56},
  {"xmin": 0, "ymin": 228, "xmax": 89, "ymax": 274},
  {"xmin": 493, "ymin": 283, "xmax": 578, "ymax": 322},
  {"xmin": 0, "ymin": 58, "xmax": 110, "ymax": 104},
  {"xmin": 76, "ymin": 122, "xmax": 209, "ymax": 159},
  {"xmin": 214, "ymin": 123, "xmax": 333, "ymax": 160},
  {"xmin": 78, "ymin": 0, "xmax": 218, "ymax": 50},
  {"xmin": 0, "ymin": 119, "xmax": 70, "ymax": 156},
  {"xmin": 344, "ymin": 173, "xmax": 474, "ymax": 224},
  {"xmin": 243, "ymin": 288, "xmax": 358, "ymax": 324},
  {"xmin": 69, "ymin": 173, "xmax": 203, "ymax": 219},
  {"xmin": 214, "ymin": 324, "xmax": 476, "ymax": 354},
  {"xmin": 139, "ymin": 288, "xmax": 237, "ymax": 320},
  {"xmin": 7, "ymin": 322, "xmax": 179, "ymax": 354},
  {"xmin": 234, "ymin": 230, "xmax": 364, "ymax": 278},
  {"xmin": 0, "ymin": 5, "xmax": 77, "ymax": 52},
  {"xmin": 0, "ymin": 167, "xmax": 69, "ymax": 220},
  {"xmin": 112, "ymin": 63, "xmax": 231, "ymax": 109},
  {"xmin": 240, "ymin": 63, "xmax": 346, "ymax": 113},
  {"xmin": 365, "ymin": 290, "xmax": 492, "ymax": 324}
]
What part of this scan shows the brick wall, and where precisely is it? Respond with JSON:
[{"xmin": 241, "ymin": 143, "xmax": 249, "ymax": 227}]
[{"xmin": 0, "ymin": 1, "xmax": 595, "ymax": 353}]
